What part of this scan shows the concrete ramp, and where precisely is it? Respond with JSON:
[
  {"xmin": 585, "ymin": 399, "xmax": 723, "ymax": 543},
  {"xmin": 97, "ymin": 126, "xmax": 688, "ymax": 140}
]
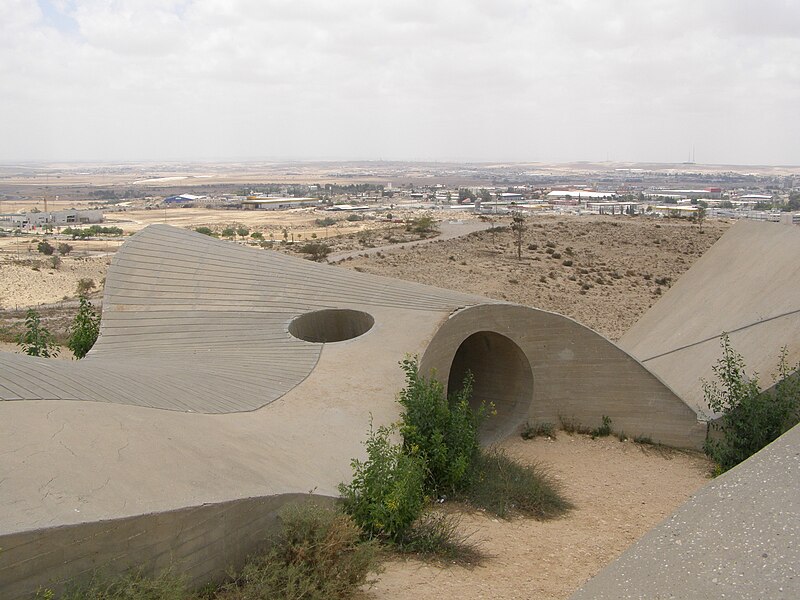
[{"xmin": 619, "ymin": 220, "xmax": 800, "ymax": 417}]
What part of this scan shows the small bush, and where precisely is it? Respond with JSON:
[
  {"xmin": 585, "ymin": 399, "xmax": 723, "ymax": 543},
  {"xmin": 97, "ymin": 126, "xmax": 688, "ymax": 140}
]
[
  {"xmin": 195, "ymin": 226, "xmax": 214, "ymax": 236},
  {"xmin": 633, "ymin": 434, "xmax": 654, "ymax": 445},
  {"xmin": 77, "ymin": 278, "xmax": 96, "ymax": 295},
  {"xmin": 592, "ymin": 415, "xmax": 613, "ymax": 438},
  {"xmin": 315, "ymin": 217, "xmax": 338, "ymax": 227},
  {"xmin": 57, "ymin": 242, "xmax": 73, "ymax": 255},
  {"xmin": 68, "ymin": 296, "xmax": 101, "ymax": 359},
  {"xmin": 298, "ymin": 242, "xmax": 331, "ymax": 261},
  {"xmin": 49, "ymin": 255, "xmax": 62, "ymax": 270},
  {"xmin": 17, "ymin": 309, "xmax": 59, "ymax": 358},
  {"xmin": 521, "ymin": 421, "xmax": 556, "ymax": 440},
  {"xmin": 562, "ymin": 259, "xmax": 573, "ymax": 267},
  {"xmin": 219, "ymin": 504, "xmax": 380, "ymax": 600},
  {"xmin": 338, "ymin": 423, "xmax": 426, "ymax": 541},
  {"xmin": 397, "ymin": 357, "xmax": 488, "ymax": 496},
  {"xmin": 461, "ymin": 449, "xmax": 572, "ymax": 519},
  {"xmin": 37, "ymin": 240, "xmax": 55, "ymax": 255},
  {"xmin": 703, "ymin": 335, "xmax": 800, "ymax": 473},
  {"xmin": 559, "ymin": 415, "xmax": 592, "ymax": 435}
]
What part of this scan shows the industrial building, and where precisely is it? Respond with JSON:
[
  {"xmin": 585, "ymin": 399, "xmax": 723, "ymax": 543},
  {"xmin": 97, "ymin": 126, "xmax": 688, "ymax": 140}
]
[
  {"xmin": 241, "ymin": 197, "xmax": 321, "ymax": 210},
  {"xmin": 1, "ymin": 209, "xmax": 103, "ymax": 229}
]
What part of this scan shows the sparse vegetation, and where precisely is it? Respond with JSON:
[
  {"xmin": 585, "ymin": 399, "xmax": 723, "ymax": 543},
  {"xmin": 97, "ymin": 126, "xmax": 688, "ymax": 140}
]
[
  {"xmin": 521, "ymin": 421, "xmax": 556, "ymax": 440},
  {"xmin": 37, "ymin": 240, "xmax": 55, "ymax": 255},
  {"xmin": 67, "ymin": 296, "xmax": 101, "ymax": 359},
  {"xmin": 592, "ymin": 415, "xmax": 613, "ymax": 438},
  {"xmin": 77, "ymin": 278, "xmax": 96, "ymax": 296},
  {"xmin": 194, "ymin": 226, "xmax": 214, "ymax": 236},
  {"xmin": 703, "ymin": 335, "xmax": 800, "ymax": 473},
  {"xmin": 297, "ymin": 242, "xmax": 331, "ymax": 261},
  {"xmin": 16, "ymin": 309, "xmax": 59, "ymax": 358},
  {"xmin": 461, "ymin": 449, "xmax": 572, "ymax": 519}
]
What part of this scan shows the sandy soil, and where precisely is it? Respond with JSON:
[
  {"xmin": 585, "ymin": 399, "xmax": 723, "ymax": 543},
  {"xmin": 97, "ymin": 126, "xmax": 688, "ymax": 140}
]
[
  {"xmin": 0, "ymin": 255, "xmax": 108, "ymax": 310},
  {"xmin": 340, "ymin": 214, "xmax": 729, "ymax": 340},
  {"xmin": 367, "ymin": 435, "xmax": 711, "ymax": 600}
]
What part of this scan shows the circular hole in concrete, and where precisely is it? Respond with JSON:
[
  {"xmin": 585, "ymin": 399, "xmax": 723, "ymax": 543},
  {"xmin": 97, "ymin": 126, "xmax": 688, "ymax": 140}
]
[
  {"xmin": 288, "ymin": 309, "xmax": 374, "ymax": 343},
  {"xmin": 447, "ymin": 331, "xmax": 533, "ymax": 441}
]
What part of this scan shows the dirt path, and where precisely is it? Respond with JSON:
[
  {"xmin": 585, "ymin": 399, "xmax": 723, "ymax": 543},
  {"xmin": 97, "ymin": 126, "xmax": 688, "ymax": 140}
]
[{"xmin": 367, "ymin": 434, "xmax": 711, "ymax": 600}]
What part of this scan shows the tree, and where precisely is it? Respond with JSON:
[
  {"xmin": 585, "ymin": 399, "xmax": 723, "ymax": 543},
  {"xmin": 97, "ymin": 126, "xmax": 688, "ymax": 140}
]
[
  {"xmin": 37, "ymin": 240, "xmax": 54, "ymax": 255},
  {"xmin": 17, "ymin": 309, "xmax": 59, "ymax": 358},
  {"xmin": 298, "ymin": 242, "xmax": 331, "ymax": 261},
  {"xmin": 57, "ymin": 242, "xmax": 73, "ymax": 256},
  {"xmin": 237, "ymin": 226, "xmax": 250, "ymax": 239},
  {"xmin": 221, "ymin": 227, "xmax": 236, "ymax": 239},
  {"xmin": 67, "ymin": 296, "xmax": 101, "ymax": 359},
  {"xmin": 510, "ymin": 212, "xmax": 526, "ymax": 260}
]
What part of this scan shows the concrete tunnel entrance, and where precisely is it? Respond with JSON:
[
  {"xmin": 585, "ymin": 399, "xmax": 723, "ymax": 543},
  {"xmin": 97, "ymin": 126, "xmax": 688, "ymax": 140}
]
[{"xmin": 447, "ymin": 331, "xmax": 533, "ymax": 441}]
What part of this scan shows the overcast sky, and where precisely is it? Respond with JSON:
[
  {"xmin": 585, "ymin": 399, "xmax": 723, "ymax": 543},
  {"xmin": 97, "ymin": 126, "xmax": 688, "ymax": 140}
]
[{"xmin": 1, "ymin": 0, "xmax": 798, "ymax": 164}]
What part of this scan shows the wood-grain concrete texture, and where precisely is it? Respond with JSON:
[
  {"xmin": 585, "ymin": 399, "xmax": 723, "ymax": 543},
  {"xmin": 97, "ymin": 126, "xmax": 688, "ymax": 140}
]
[
  {"xmin": 619, "ymin": 220, "xmax": 800, "ymax": 417},
  {"xmin": 571, "ymin": 423, "xmax": 800, "ymax": 600},
  {"xmin": 0, "ymin": 225, "xmax": 703, "ymax": 598}
]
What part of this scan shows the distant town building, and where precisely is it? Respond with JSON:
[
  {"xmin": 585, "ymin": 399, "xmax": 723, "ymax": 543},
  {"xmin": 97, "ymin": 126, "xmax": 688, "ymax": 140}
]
[
  {"xmin": 241, "ymin": 197, "xmax": 320, "ymax": 210},
  {"xmin": 2, "ymin": 209, "xmax": 104, "ymax": 229},
  {"xmin": 164, "ymin": 194, "xmax": 206, "ymax": 204}
]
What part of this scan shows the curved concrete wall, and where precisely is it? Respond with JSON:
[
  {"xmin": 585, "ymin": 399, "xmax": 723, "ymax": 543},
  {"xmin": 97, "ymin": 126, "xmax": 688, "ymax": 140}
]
[{"xmin": 421, "ymin": 304, "xmax": 706, "ymax": 448}]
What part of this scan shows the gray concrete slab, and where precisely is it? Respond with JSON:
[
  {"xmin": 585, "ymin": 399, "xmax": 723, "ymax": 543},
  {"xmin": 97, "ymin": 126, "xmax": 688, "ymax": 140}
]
[{"xmin": 571, "ymin": 423, "xmax": 800, "ymax": 600}]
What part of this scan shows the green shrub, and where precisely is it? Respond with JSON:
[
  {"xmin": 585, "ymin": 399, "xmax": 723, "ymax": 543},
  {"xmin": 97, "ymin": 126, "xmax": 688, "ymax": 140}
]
[
  {"xmin": 219, "ymin": 504, "xmax": 380, "ymax": 600},
  {"xmin": 338, "ymin": 423, "xmax": 426, "ymax": 541},
  {"xmin": 68, "ymin": 296, "xmax": 101, "ymax": 359},
  {"xmin": 703, "ymin": 335, "xmax": 800, "ymax": 473},
  {"xmin": 195, "ymin": 226, "xmax": 214, "ymax": 236},
  {"xmin": 57, "ymin": 242, "xmax": 73, "ymax": 255},
  {"xmin": 462, "ymin": 449, "xmax": 572, "ymax": 519},
  {"xmin": 297, "ymin": 242, "xmax": 331, "ymax": 261},
  {"xmin": 37, "ymin": 240, "xmax": 55, "ymax": 255},
  {"xmin": 314, "ymin": 217, "xmax": 338, "ymax": 227},
  {"xmin": 397, "ymin": 357, "xmax": 488, "ymax": 496},
  {"xmin": 17, "ymin": 309, "xmax": 59, "ymax": 358},
  {"xmin": 592, "ymin": 415, "xmax": 613, "ymax": 438},
  {"xmin": 521, "ymin": 421, "xmax": 556, "ymax": 440}
]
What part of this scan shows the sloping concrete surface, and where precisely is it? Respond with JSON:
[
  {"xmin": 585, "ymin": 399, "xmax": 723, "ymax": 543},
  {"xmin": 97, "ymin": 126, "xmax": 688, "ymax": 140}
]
[
  {"xmin": 619, "ymin": 220, "xmax": 800, "ymax": 417},
  {"xmin": 571, "ymin": 423, "xmax": 800, "ymax": 600},
  {"xmin": 0, "ymin": 225, "xmax": 704, "ymax": 597}
]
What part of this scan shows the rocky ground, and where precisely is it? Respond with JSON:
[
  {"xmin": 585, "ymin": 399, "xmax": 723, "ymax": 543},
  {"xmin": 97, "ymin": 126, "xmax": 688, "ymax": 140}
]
[{"xmin": 338, "ymin": 214, "xmax": 730, "ymax": 340}]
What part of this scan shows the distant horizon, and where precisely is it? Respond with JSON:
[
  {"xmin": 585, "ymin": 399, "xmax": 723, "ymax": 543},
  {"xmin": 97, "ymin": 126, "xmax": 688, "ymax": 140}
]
[{"xmin": 2, "ymin": 157, "xmax": 799, "ymax": 169}]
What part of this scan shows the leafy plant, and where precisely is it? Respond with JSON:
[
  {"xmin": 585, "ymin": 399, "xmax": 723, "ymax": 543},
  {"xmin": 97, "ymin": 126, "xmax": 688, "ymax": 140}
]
[
  {"xmin": 703, "ymin": 335, "xmax": 800, "ymax": 473},
  {"xmin": 397, "ymin": 357, "xmax": 488, "ymax": 496},
  {"xmin": 592, "ymin": 415, "xmax": 613, "ymax": 438},
  {"xmin": 57, "ymin": 242, "xmax": 73, "ymax": 255},
  {"xmin": 195, "ymin": 226, "xmax": 214, "ymax": 236},
  {"xmin": 55, "ymin": 568, "xmax": 188, "ymax": 600},
  {"xmin": 338, "ymin": 423, "xmax": 426, "ymax": 541},
  {"xmin": 17, "ymin": 309, "xmax": 59, "ymax": 358},
  {"xmin": 68, "ymin": 296, "xmax": 101, "ymax": 359}
]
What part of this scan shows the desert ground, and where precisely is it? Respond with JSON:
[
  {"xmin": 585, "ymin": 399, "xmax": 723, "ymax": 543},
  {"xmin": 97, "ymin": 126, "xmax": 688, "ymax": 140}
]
[
  {"xmin": 0, "ymin": 210, "xmax": 721, "ymax": 598},
  {"xmin": 338, "ymin": 214, "xmax": 729, "ymax": 340},
  {"xmin": 368, "ymin": 435, "xmax": 710, "ymax": 600}
]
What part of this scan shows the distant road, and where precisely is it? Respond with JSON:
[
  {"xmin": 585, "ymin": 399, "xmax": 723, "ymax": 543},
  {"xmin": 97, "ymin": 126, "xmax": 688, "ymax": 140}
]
[{"xmin": 327, "ymin": 220, "xmax": 492, "ymax": 263}]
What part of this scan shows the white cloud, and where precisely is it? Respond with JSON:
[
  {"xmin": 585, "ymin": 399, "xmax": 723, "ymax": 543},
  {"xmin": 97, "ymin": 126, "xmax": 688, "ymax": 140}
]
[{"xmin": 1, "ymin": 0, "xmax": 798, "ymax": 163}]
